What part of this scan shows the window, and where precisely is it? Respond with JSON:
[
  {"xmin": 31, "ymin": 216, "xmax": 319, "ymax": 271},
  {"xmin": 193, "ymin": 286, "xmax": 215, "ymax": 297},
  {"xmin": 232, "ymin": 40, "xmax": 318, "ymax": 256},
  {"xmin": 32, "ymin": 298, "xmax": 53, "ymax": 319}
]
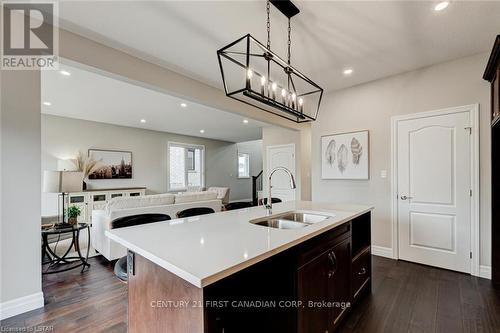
[
  {"xmin": 187, "ymin": 149, "xmax": 195, "ymax": 171},
  {"xmin": 168, "ymin": 143, "xmax": 205, "ymax": 191},
  {"xmin": 238, "ymin": 152, "xmax": 250, "ymax": 178}
]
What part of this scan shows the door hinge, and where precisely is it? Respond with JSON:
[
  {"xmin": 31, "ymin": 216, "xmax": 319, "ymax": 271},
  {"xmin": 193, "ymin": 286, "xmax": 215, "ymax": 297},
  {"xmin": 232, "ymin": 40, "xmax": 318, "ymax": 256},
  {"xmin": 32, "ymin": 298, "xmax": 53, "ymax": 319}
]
[
  {"xmin": 470, "ymin": 252, "xmax": 472, "ymax": 259},
  {"xmin": 465, "ymin": 126, "xmax": 472, "ymax": 135}
]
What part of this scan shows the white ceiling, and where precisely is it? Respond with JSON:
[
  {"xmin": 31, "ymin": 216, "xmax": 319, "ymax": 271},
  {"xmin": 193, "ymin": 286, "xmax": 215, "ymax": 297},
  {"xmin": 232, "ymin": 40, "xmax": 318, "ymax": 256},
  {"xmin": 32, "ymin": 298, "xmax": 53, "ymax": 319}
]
[
  {"xmin": 41, "ymin": 62, "xmax": 267, "ymax": 143},
  {"xmin": 55, "ymin": 1, "xmax": 500, "ymax": 92}
]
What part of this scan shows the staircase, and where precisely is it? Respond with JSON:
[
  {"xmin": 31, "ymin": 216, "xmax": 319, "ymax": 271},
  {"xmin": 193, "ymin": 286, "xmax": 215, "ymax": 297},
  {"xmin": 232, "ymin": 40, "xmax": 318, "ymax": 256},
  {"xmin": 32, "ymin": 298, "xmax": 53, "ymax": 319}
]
[{"xmin": 252, "ymin": 170, "xmax": 263, "ymax": 206}]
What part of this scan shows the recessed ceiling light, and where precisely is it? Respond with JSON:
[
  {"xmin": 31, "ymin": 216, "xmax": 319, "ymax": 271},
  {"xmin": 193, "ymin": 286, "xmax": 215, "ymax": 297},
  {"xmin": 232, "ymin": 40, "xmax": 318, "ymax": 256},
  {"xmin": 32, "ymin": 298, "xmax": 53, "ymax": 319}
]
[
  {"xmin": 140, "ymin": 119, "xmax": 146, "ymax": 123},
  {"xmin": 343, "ymin": 68, "xmax": 353, "ymax": 76},
  {"xmin": 199, "ymin": 129, "xmax": 205, "ymax": 134},
  {"xmin": 243, "ymin": 119, "xmax": 249, "ymax": 124},
  {"xmin": 59, "ymin": 70, "xmax": 71, "ymax": 76},
  {"xmin": 180, "ymin": 103, "xmax": 187, "ymax": 108},
  {"xmin": 43, "ymin": 101, "xmax": 51, "ymax": 106},
  {"xmin": 434, "ymin": 1, "xmax": 449, "ymax": 11}
]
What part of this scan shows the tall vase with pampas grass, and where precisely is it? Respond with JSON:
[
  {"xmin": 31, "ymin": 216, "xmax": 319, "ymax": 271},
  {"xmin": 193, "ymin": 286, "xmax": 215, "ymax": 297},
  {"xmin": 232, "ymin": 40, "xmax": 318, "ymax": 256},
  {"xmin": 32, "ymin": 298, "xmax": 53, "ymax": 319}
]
[{"xmin": 72, "ymin": 152, "xmax": 103, "ymax": 190}]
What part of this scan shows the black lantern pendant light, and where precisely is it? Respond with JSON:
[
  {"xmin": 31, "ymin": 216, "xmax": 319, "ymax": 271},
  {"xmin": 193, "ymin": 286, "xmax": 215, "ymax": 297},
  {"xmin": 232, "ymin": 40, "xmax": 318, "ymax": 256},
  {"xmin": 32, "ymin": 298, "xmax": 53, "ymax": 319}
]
[{"xmin": 217, "ymin": 0, "xmax": 323, "ymax": 123}]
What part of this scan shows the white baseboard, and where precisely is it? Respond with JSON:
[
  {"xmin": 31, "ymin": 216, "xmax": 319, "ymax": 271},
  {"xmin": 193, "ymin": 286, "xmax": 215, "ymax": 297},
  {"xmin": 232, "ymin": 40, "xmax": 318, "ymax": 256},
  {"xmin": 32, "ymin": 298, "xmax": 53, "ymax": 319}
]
[
  {"xmin": 371, "ymin": 245, "xmax": 394, "ymax": 259},
  {"xmin": 0, "ymin": 292, "xmax": 44, "ymax": 320},
  {"xmin": 479, "ymin": 265, "xmax": 492, "ymax": 280},
  {"xmin": 369, "ymin": 246, "xmax": 491, "ymax": 279}
]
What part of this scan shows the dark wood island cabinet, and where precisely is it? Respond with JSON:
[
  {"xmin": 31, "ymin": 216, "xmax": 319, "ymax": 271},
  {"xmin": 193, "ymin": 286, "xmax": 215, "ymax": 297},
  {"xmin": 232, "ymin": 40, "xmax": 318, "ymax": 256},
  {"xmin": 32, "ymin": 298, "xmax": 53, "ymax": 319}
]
[{"xmin": 127, "ymin": 212, "xmax": 372, "ymax": 333}]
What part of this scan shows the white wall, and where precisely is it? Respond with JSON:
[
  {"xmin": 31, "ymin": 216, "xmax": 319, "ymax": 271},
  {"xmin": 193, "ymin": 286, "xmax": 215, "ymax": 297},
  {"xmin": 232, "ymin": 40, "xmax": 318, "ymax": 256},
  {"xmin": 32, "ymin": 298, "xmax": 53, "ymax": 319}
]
[
  {"xmin": 1, "ymin": 70, "xmax": 44, "ymax": 318},
  {"xmin": 311, "ymin": 52, "xmax": 491, "ymax": 266},
  {"xmin": 235, "ymin": 140, "xmax": 264, "ymax": 200},
  {"xmin": 201, "ymin": 139, "xmax": 262, "ymax": 202},
  {"xmin": 41, "ymin": 115, "xmax": 262, "ymax": 215},
  {"xmin": 300, "ymin": 125, "xmax": 312, "ymax": 201}
]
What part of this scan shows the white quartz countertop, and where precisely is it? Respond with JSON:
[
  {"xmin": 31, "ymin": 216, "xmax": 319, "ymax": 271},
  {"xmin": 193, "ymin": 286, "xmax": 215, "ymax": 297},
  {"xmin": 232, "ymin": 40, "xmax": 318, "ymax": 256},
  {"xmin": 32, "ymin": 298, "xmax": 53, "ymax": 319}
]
[{"xmin": 106, "ymin": 201, "xmax": 373, "ymax": 288}]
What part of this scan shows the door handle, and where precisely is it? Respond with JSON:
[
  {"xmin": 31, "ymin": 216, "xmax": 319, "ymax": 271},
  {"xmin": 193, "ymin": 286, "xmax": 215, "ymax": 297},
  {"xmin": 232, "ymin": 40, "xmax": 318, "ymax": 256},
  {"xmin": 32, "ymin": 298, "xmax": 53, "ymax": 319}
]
[{"xmin": 400, "ymin": 195, "xmax": 413, "ymax": 200}]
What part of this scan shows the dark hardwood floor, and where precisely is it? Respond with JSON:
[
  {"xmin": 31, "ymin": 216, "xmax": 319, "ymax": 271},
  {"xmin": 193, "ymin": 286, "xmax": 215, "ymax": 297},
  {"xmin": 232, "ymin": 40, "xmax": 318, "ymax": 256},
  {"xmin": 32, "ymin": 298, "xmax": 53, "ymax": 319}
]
[
  {"xmin": 338, "ymin": 257, "xmax": 500, "ymax": 333},
  {"xmin": 1, "ymin": 256, "xmax": 499, "ymax": 332},
  {"xmin": 0, "ymin": 256, "xmax": 127, "ymax": 333}
]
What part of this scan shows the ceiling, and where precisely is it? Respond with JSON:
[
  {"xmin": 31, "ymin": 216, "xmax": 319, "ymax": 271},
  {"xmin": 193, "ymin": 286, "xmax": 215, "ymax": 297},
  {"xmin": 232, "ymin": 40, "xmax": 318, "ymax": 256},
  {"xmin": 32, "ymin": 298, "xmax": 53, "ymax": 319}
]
[
  {"xmin": 41, "ymin": 62, "xmax": 267, "ymax": 143},
  {"xmin": 55, "ymin": 1, "xmax": 500, "ymax": 92}
]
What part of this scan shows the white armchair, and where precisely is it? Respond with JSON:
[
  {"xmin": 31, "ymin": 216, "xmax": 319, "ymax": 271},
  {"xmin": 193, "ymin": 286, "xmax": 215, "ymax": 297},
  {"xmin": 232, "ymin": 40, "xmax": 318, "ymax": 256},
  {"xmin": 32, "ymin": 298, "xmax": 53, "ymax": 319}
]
[{"xmin": 207, "ymin": 187, "xmax": 230, "ymax": 205}]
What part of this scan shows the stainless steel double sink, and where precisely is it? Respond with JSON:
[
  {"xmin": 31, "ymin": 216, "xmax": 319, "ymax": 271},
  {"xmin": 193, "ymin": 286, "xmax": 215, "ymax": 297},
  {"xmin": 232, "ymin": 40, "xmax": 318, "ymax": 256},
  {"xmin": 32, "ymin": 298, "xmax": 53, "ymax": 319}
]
[{"xmin": 250, "ymin": 211, "xmax": 333, "ymax": 230}]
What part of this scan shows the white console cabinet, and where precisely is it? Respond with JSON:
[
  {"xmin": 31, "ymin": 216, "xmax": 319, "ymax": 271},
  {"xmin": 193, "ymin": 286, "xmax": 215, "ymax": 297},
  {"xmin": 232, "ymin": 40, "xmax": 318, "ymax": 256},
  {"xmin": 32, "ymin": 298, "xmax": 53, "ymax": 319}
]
[{"xmin": 67, "ymin": 187, "xmax": 146, "ymax": 224}]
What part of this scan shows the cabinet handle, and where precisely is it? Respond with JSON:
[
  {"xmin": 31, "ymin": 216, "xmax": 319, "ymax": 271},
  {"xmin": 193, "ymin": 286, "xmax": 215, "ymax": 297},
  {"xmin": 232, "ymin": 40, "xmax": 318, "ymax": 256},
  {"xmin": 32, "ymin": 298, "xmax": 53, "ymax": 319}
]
[
  {"xmin": 358, "ymin": 268, "xmax": 367, "ymax": 275},
  {"xmin": 327, "ymin": 251, "xmax": 337, "ymax": 278}
]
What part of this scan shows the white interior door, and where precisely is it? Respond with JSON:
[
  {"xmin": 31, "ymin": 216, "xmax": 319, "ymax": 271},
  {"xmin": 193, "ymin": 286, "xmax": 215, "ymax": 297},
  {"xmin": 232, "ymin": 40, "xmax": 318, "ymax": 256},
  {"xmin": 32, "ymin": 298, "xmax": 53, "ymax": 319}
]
[
  {"xmin": 397, "ymin": 111, "xmax": 471, "ymax": 273},
  {"xmin": 266, "ymin": 144, "xmax": 296, "ymax": 202}
]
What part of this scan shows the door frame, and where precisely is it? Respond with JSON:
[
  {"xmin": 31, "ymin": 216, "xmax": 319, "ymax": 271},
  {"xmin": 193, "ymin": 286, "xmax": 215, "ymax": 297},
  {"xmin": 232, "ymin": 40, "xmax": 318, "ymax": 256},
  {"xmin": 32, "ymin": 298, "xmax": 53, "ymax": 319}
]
[
  {"xmin": 390, "ymin": 104, "xmax": 480, "ymax": 276},
  {"xmin": 265, "ymin": 143, "xmax": 297, "ymax": 200}
]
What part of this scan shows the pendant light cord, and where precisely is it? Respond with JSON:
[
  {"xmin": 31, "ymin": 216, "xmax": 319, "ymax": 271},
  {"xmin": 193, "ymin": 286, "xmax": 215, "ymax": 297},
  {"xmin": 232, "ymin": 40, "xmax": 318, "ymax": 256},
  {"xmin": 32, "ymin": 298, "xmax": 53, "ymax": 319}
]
[
  {"xmin": 266, "ymin": 0, "xmax": 271, "ymax": 50},
  {"xmin": 287, "ymin": 18, "xmax": 291, "ymax": 65},
  {"xmin": 266, "ymin": 0, "xmax": 292, "ymax": 64}
]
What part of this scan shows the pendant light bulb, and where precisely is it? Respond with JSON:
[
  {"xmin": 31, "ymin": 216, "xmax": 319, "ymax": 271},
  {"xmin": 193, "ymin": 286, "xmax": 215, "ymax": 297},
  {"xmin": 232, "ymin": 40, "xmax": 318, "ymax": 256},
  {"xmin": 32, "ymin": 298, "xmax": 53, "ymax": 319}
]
[
  {"xmin": 247, "ymin": 69, "xmax": 253, "ymax": 79},
  {"xmin": 281, "ymin": 89, "xmax": 286, "ymax": 97},
  {"xmin": 291, "ymin": 93, "xmax": 296, "ymax": 101},
  {"xmin": 260, "ymin": 76, "xmax": 266, "ymax": 95},
  {"xmin": 298, "ymin": 97, "xmax": 303, "ymax": 106},
  {"xmin": 271, "ymin": 82, "xmax": 277, "ymax": 91}
]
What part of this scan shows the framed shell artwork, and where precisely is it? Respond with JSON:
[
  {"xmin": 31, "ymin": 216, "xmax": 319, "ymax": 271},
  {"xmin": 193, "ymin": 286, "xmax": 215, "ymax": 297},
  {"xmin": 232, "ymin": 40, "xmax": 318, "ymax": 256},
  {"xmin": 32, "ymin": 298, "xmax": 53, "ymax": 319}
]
[{"xmin": 321, "ymin": 130, "xmax": 369, "ymax": 180}]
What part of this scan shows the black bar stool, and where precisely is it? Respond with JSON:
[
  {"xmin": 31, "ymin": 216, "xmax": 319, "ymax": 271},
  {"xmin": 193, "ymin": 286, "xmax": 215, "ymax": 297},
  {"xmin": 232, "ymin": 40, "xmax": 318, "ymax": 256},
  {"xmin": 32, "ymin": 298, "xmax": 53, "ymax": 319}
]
[
  {"xmin": 259, "ymin": 197, "xmax": 282, "ymax": 205},
  {"xmin": 225, "ymin": 202, "xmax": 253, "ymax": 210},
  {"xmin": 111, "ymin": 213, "xmax": 171, "ymax": 282},
  {"xmin": 176, "ymin": 207, "xmax": 215, "ymax": 218}
]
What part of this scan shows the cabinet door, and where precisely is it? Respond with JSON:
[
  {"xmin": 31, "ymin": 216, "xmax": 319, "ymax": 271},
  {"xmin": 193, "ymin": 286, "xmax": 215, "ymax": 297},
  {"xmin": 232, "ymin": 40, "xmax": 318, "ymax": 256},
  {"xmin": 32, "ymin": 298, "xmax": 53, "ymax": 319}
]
[
  {"xmin": 327, "ymin": 238, "xmax": 351, "ymax": 330},
  {"xmin": 73, "ymin": 203, "xmax": 87, "ymax": 223},
  {"xmin": 297, "ymin": 253, "xmax": 329, "ymax": 333},
  {"xmin": 69, "ymin": 195, "xmax": 86, "ymax": 223}
]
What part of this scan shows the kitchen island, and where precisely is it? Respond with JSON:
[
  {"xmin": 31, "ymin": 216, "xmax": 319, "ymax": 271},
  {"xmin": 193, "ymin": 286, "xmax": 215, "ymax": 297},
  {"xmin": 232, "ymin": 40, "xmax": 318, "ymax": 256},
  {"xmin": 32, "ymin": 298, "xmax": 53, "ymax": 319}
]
[{"xmin": 107, "ymin": 201, "xmax": 373, "ymax": 333}]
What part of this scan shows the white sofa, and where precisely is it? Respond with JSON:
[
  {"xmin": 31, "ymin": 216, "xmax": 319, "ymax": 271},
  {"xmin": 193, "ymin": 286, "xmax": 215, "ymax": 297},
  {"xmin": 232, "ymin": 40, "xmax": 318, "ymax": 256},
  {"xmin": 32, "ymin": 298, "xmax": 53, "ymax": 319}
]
[{"xmin": 92, "ymin": 192, "xmax": 222, "ymax": 261}]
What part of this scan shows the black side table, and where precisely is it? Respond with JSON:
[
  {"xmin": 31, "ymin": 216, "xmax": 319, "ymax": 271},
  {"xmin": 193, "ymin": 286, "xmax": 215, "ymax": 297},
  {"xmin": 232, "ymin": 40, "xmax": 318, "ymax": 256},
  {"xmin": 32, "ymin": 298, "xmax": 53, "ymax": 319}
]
[{"xmin": 41, "ymin": 223, "xmax": 91, "ymax": 274}]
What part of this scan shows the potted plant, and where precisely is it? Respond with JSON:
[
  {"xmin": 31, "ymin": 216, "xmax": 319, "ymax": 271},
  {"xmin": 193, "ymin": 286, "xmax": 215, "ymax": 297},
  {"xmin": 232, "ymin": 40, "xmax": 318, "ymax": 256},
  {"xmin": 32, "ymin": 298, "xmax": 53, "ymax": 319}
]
[{"xmin": 67, "ymin": 205, "xmax": 81, "ymax": 225}]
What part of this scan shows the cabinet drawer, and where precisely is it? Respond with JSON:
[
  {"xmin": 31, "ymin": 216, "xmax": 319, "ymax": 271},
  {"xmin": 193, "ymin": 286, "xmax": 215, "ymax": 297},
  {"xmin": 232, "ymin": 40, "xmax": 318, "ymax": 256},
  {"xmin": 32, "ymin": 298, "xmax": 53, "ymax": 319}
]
[
  {"xmin": 352, "ymin": 249, "xmax": 371, "ymax": 299},
  {"xmin": 70, "ymin": 195, "xmax": 85, "ymax": 204},
  {"xmin": 92, "ymin": 194, "xmax": 107, "ymax": 202},
  {"xmin": 297, "ymin": 222, "xmax": 351, "ymax": 268}
]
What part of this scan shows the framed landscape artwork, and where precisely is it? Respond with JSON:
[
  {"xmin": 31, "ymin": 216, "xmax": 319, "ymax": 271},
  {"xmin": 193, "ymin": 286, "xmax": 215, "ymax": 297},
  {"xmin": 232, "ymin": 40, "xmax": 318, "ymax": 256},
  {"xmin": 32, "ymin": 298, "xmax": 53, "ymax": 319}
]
[
  {"xmin": 88, "ymin": 149, "xmax": 133, "ymax": 179},
  {"xmin": 321, "ymin": 130, "xmax": 369, "ymax": 180}
]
